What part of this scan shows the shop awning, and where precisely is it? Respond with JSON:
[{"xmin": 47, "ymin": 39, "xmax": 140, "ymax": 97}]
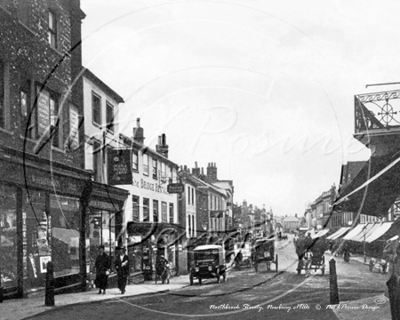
[
  {"xmin": 312, "ymin": 229, "xmax": 330, "ymax": 239},
  {"xmin": 343, "ymin": 224, "xmax": 368, "ymax": 241},
  {"xmin": 335, "ymin": 152, "xmax": 400, "ymax": 217},
  {"xmin": 365, "ymin": 222, "xmax": 393, "ymax": 243},
  {"xmin": 326, "ymin": 227, "xmax": 351, "ymax": 240},
  {"xmin": 348, "ymin": 223, "xmax": 380, "ymax": 242}
]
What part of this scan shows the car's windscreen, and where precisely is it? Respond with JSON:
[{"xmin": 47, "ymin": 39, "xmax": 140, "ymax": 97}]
[{"xmin": 194, "ymin": 250, "xmax": 219, "ymax": 263}]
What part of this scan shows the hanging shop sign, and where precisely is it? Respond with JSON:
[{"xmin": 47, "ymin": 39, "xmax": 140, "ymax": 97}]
[
  {"xmin": 108, "ymin": 149, "xmax": 132, "ymax": 185},
  {"xmin": 167, "ymin": 183, "xmax": 184, "ymax": 194}
]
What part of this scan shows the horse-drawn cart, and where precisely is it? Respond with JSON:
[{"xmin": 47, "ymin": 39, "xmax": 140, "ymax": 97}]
[{"xmin": 251, "ymin": 237, "xmax": 278, "ymax": 272}]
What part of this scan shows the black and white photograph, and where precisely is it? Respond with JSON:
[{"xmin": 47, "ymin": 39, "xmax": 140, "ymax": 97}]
[{"xmin": 1, "ymin": 0, "xmax": 400, "ymax": 319}]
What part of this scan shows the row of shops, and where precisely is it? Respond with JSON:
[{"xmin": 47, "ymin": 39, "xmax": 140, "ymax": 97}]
[
  {"xmin": 0, "ymin": 145, "xmax": 128, "ymax": 299},
  {"xmin": 301, "ymin": 219, "xmax": 400, "ymax": 259}
]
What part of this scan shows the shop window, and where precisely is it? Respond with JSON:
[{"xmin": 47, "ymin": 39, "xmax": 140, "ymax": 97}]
[
  {"xmin": 152, "ymin": 157, "xmax": 157, "ymax": 180},
  {"xmin": 132, "ymin": 195, "xmax": 139, "ymax": 222},
  {"xmin": 48, "ymin": 9, "xmax": 57, "ymax": 49},
  {"xmin": 153, "ymin": 200, "xmax": 159, "ymax": 222},
  {"xmin": 106, "ymin": 102, "xmax": 114, "ymax": 133},
  {"xmin": 132, "ymin": 150, "xmax": 138, "ymax": 172},
  {"xmin": 161, "ymin": 202, "xmax": 167, "ymax": 223},
  {"xmin": 143, "ymin": 198, "xmax": 149, "ymax": 222},
  {"xmin": 86, "ymin": 209, "xmax": 116, "ymax": 275},
  {"xmin": 22, "ymin": 190, "xmax": 47, "ymax": 290},
  {"xmin": 0, "ymin": 184, "xmax": 17, "ymax": 289},
  {"xmin": 50, "ymin": 195, "xmax": 80, "ymax": 276},
  {"xmin": 169, "ymin": 203, "xmax": 174, "ymax": 224},
  {"xmin": 143, "ymin": 153, "xmax": 149, "ymax": 176},
  {"xmin": 92, "ymin": 92, "xmax": 101, "ymax": 126}
]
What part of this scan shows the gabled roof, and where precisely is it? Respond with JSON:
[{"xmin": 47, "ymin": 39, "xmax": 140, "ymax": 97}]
[{"xmin": 82, "ymin": 68, "xmax": 124, "ymax": 104}]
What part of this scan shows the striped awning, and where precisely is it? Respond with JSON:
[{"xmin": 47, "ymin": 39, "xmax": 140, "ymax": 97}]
[
  {"xmin": 365, "ymin": 222, "xmax": 394, "ymax": 243},
  {"xmin": 312, "ymin": 229, "xmax": 330, "ymax": 239},
  {"xmin": 343, "ymin": 224, "xmax": 368, "ymax": 241},
  {"xmin": 326, "ymin": 227, "xmax": 351, "ymax": 240}
]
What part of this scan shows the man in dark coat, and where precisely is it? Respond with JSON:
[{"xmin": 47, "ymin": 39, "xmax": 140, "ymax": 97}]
[
  {"xmin": 95, "ymin": 245, "xmax": 110, "ymax": 294},
  {"xmin": 115, "ymin": 246, "xmax": 129, "ymax": 294}
]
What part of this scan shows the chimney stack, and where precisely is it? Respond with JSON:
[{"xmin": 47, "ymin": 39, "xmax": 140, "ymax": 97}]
[
  {"xmin": 192, "ymin": 161, "xmax": 201, "ymax": 177},
  {"xmin": 206, "ymin": 162, "xmax": 218, "ymax": 182},
  {"xmin": 133, "ymin": 118, "xmax": 145, "ymax": 145},
  {"xmin": 156, "ymin": 133, "xmax": 169, "ymax": 158}
]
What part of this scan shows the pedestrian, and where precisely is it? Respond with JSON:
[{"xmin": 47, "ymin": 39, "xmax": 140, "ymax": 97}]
[
  {"xmin": 304, "ymin": 249, "xmax": 313, "ymax": 277},
  {"xmin": 95, "ymin": 245, "xmax": 110, "ymax": 294},
  {"xmin": 115, "ymin": 246, "xmax": 129, "ymax": 294},
  {"xmin": 160, "ymin": 255, "xmax": 171, "ymax": 284},
  {"xmin": 343, "ymin": 246, "xmax": 350, "ymax": 263}
]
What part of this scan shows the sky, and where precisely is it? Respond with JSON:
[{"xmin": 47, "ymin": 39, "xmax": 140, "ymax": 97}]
[{"xmin": 79, "ymin": 0, "xmax": 400, "ymax": 216}]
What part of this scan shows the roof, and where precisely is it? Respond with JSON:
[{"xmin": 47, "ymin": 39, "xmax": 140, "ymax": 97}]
[
  {"xmin": 82, "ymin": 68, "xmax": 124, "ymax": 104},
  {"xmin": 283, "ymin": 216, "xmax": 299, "ymax": 222},
  {"xmin": 194, "ymin": 245, "xmax": 222, "ymax": 251},
  {"xmin": 119, "ymin": 133, "xmax": 179, "ymax": 168},
  {"xmin": 191, "ymin": 175, "xmax": 228, "ymax": 198}
]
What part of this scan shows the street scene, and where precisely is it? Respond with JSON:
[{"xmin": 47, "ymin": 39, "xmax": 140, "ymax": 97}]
[{"xmin": 2, "ymin": 0, "xmax": 400, "ymax": 320}]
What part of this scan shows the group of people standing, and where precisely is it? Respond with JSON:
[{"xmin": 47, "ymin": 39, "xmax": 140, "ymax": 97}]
[
  {"xmin": 95, "ymin": 245, "xmax": 172, "ymax": 294},
  {"xmin": 94, "ymin": 245, "xmax": 130, "ymax": 295}
]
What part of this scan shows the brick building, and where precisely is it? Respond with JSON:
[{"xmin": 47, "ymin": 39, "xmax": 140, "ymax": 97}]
[{"xmin": 0, "ymin": 0, "xmax": 128, "ymax": 300}]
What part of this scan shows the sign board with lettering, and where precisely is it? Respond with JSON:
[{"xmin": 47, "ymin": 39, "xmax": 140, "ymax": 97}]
[
  {"xmin": 108, "ymin": 149, "xmax": 132, "ymax": 185},
  {"xmin": 37, "ymin": 89, "xmax": 50, "ymax": 136},
  {"xmin": 167, "ymin": 183, "xmax": 184, "ymax": 194}
]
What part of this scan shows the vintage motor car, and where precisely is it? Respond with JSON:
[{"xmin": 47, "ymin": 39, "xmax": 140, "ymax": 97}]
[{"xmin": 189, "ymin": 245, "xmax": 227, "ymax": 285}]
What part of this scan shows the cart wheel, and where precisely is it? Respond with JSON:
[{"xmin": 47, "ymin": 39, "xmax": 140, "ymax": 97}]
[
  {"xmin": 189, "ymin": 274, "xmax": 193, "ymax": 286},
  {"xmin": 275, "ymin": 254, "xmax": 278, "ymax": 272},
  {"xmin": 199, "ymin": 277, "xmax": 202, "ymax": 285}
]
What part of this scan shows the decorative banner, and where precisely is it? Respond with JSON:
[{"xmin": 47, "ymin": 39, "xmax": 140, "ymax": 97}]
[{"xmin": 108, "ymin": 149, "xmax": 132, "ymax": 185}]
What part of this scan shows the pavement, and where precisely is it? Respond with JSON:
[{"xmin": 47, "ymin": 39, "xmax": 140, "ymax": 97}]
[
  {"xmin": 0, "ymin": 275, "xmax": 191, "ymax": 320},
  {"xmin": 0, "ymin": 253, "xmax": 394, "ymax": 320},
  {"xmin": 325, "ymin": 250, "xmax": 392, "ymax": 320}
]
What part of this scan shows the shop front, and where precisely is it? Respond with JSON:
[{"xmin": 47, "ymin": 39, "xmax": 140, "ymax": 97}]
[
  {"xmin": 0, "ymin": 151, "xmax": 90, "ymax": 299},
  {"xmin": 0, "ymin": 148, "xmax": 128, "ymax": 300},
  {"xmin": 127, "ymin": 222, "xmax": 179, "ymax": 280},
  {"xmin": 86, "ymin": 184, "xmax": 128, "ymax": 277}
]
